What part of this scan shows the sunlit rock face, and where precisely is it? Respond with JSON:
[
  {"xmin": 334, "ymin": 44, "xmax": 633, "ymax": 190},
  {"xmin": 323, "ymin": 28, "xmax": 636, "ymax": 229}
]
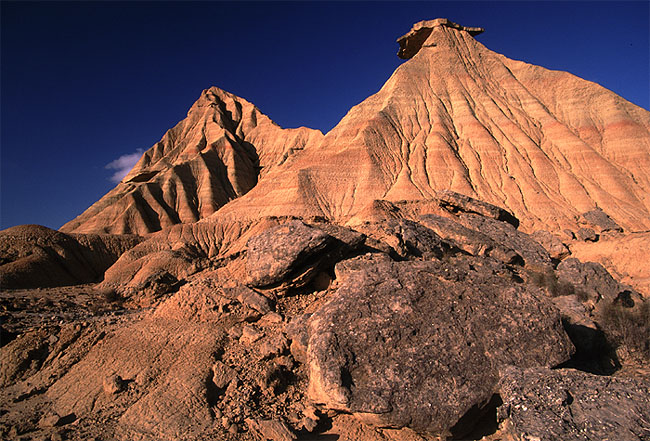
[
  {"xmin": 60, "ymin": 87, "xmax": 323, "ymax": 235},
  {"xmin": 64, "ymin": 18, "xmax": 650, "ymax": 236}
]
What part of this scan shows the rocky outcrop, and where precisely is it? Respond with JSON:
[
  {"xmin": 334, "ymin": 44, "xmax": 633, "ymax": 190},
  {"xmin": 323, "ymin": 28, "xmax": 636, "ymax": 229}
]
[
  {"xmin": 580, "ymin": 208, "xmax": 624, "ymax": 233},
  {"xmin": 246, "ymin": 220, "xmax": 363, "ymax": 291},
  {"xmin": 3, "ymin": 17, "xmax": 650, "ymax": 441},
  {"xmin": 556, "ymin": 258, "xmax": 642, "ymax": 308},
  {"xmin": 397, "ymin": 19, "xmax": 484, "ymax": 59},
  {"xmin": 0, "ymin": 224, "xmax": 141, "ymax": 289},
  {"xmin": 531, "ymin": 230, "xmax": 571, "ymax": 260},
  {"xmin": 437, "ymin": 190, "xmax": 519, "ymax": 228},
  {"xmin": 3, "ymin": 197, "xmax": 649, "ymax": 441},
  {"xmin": 301, "ymin": 257, "xmax": 573, "ymax": 437}
]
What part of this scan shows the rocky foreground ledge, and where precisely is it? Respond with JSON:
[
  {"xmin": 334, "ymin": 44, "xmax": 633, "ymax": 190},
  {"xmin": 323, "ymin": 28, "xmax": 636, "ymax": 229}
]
[{"xmin": 1, "ymin": 192, "xmax": 649, "ymax": 441}]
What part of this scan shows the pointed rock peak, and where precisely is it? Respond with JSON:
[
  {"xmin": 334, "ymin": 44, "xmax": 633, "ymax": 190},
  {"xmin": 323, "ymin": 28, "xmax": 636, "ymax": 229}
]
[{"xmin": 397, "ymin": 18, "xmax": 484, "ymax": 59}]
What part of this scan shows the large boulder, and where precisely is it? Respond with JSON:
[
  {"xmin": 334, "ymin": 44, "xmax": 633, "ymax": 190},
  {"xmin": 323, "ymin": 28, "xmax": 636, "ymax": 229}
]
[
  {"xmin": 556, "ymin": 258, "xmax": 642, "ymax": 307},
  {"xmin": 246, "ymin": 220, "xmax": 363, "ymax": 290},
  {"xmin": 302, "ymin": 256, "xmax": 573, "ymax": 437}
]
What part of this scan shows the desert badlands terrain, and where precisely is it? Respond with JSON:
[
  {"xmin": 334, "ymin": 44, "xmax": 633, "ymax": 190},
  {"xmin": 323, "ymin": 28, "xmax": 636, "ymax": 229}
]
[{"xmin": 1, "ymin": 19, "xmax": 649, "ymax": 441}]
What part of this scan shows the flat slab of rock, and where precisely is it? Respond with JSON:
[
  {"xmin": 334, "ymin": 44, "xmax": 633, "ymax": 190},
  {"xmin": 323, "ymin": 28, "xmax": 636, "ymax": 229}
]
[
  {"xmin": 245, "ymin": 417, "xmax": 296, "ymax": 441},
  {"xmin": 418, "ymin": 214, "xmax": 522, "ymax": 264},
  {"xmin": 498, "ymin": 367, "xmax": 650, "ymax": 441},
  {"xmin": 455, "ymin": 213, "xmax": 552, "ymax": 267},
  {"xmin": 304, "ymin": 257, "xmax": 573, "ymax": 436},
  {"xmin": 246, "ymin": 220, "xmax": 335, "ymax": 289},
  {"xmin": 437, "ymin": 190, "xmax": 519, "ymax": 228},
  {"xmin": 580, "ymin": 208, "xmax": 623, "ymax": 233}
]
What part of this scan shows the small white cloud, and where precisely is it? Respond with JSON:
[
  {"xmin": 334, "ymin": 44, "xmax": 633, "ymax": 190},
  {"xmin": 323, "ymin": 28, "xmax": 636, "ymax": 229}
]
[{"xmin": 106, "ymin": 149, "xmax": 144, "ymax": 183}]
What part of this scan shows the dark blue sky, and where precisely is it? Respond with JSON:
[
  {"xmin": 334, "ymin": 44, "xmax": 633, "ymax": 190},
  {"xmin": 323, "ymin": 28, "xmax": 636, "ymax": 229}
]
[{"xmin": 2, "ymin": 1, "xmax": 648, "ymax": 230}]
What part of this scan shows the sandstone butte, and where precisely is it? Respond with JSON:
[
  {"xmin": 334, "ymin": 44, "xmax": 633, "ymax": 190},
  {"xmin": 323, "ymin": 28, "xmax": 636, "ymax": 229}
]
[
  {"xmin": 60, "ymin": 19, "xmax": 650, "ymax": 237},
  {"xmin": 2, "ymin": 18, "xmax": 650, "ymax": 441}
]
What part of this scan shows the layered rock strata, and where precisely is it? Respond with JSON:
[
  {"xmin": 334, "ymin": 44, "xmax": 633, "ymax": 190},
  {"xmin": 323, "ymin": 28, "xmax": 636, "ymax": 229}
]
[{"xmin": 63, "ymin": 18, "xmax": 650, "ymax": 235}]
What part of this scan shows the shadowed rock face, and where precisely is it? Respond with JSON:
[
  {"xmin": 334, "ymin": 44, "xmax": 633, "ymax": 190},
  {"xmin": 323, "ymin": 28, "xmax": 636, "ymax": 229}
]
[{"xmin": 0, "ymin": 224, "xmax": 141, "ymax": 289}]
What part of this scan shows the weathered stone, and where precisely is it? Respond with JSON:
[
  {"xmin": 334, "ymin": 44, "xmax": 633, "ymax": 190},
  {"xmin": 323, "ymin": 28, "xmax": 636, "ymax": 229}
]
[
  {"xmin": 306, "ymin": 220, "xmax": 366, "ymax": 249},
  {"xmin": 552, "ymin": 295, "xmax": 616, "ymax": 374},
  {"xmin": 239, "ymin": 325, "xmax": 264, "ymax": 345},
  {"xmin": 455, "ymin": 213, "xmax": 552, "ymax": 267},
  {"xmin": 102, "ymin": 374, "xmax": 124, "ymax": 395},
  {"xmin": 262, "ymin": 312, "xmax": 283, "ymax": 324},
  {"xmin": 397, "ymin": 19, "xmax": 484, "ymax": 59},
  {"xmin": 576, "ymin": 227, "xmax": 598, "ymax": 242},
  {"xmin": 236, "ymin": 287, "xmax": 272, "ymax": 314},
  {"xmin": 497, "ymin": 367, "xmax": 650, "ymax": 441},
  {"xmin": 212, "ymin": 361, "xmax": 238, "ymax": 390},
  {"xmin": 245, "ymin": 418, "xmax": 297, "ymax": 441},
  {"xmin": 437, "ymin": 190, "xmax": 519, "ymax": 228},
  {"xmin": 580, "ymin": 208, "xmax": 623, "ymax": 233},
  {"xmin": 418, "ymin": 214, "xmax": 522, "ymax": 265},
  {"xmin": 38, "ymin": 412, "xmax": 62, "ymax": 428},
  {"xmin": 258, "ymin": 335, "xmax": 288, "ymax": 360},
  {"xmin": 556, "ymin": 258, "xmax": 639, "ymax": 306},
  {"xmin": 354, "ymin": 218, "xmax": 453, "ymax": 260},
  {"xmin": 246, "ymin": 220, "xmax": 335, "ymax": 289},
  {"xmin": 531, "ymin": 230, "xmax": 570, "ymax": 260},
  {"xmin": 304, "ymin": 257, "xmax": 573, "ymax": 436}
]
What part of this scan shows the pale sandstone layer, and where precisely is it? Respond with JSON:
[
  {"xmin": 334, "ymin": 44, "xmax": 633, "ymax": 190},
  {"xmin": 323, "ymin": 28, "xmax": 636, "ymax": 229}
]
[{"xmin": 62, "ymin": 19, "xmax": 650, "ymax": 236}]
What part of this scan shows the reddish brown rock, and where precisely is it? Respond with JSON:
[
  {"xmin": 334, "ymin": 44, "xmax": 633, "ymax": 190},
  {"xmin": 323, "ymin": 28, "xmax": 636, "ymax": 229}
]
[
  {"xmin": 304, "ymin": 257, "xmax": 573, "ymax": 436},
  {"xmin": 0, "ymin": 224, "xmax": 140, "ymax": 290}
]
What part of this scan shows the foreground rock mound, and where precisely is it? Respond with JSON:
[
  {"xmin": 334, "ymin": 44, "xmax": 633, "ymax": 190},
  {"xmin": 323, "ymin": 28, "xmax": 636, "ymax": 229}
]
[
  {"xmin": 2, "ymin": 195, "xmax": 649, "ymax": 440},
  {"xmin": 302, "ymin": 257, "xmax": 573, "ymax": 437}
]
